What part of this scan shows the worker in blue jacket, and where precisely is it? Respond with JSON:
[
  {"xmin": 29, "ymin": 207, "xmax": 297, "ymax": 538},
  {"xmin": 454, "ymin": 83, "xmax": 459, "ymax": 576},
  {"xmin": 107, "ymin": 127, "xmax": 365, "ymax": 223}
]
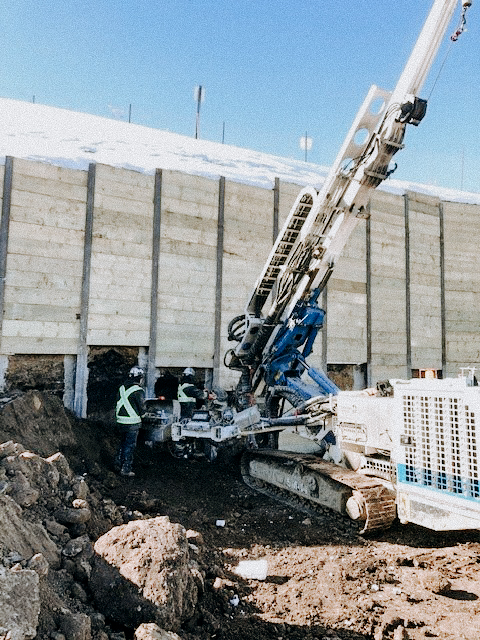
[{"xmin": 114, "ymin": 366, "xmax": 145, "ymax": 477}]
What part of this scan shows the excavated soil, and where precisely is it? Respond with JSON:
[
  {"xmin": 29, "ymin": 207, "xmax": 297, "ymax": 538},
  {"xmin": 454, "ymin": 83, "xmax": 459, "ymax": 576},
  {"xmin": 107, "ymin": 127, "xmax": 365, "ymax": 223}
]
[
  {"xmin": 71, "ymin": 420, "xmax": 480, "ymax": 640},
  {"xmin": 3, "ymin": 393, "xmax": 480, "ymax": 640}
]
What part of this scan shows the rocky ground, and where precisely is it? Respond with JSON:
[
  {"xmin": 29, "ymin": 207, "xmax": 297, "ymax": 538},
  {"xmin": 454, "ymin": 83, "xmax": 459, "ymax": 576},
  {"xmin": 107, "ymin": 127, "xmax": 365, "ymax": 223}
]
[{"xmin": 1, "ymin": 391, "xmax": 480, "ymax": 640}]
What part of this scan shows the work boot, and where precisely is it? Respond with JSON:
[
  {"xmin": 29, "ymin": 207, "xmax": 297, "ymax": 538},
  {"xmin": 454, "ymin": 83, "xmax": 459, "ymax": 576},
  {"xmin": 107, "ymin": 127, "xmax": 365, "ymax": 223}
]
[{"xmin": 120, "ymin": 466, "xmax": 135, "ymax": 477}]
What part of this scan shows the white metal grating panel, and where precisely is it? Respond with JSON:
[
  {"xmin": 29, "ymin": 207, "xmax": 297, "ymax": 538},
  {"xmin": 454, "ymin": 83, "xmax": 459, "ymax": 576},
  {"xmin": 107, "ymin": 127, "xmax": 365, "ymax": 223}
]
[{"xmin": 394, "ymin": 379, "xmax": 480, "ymax": 501}]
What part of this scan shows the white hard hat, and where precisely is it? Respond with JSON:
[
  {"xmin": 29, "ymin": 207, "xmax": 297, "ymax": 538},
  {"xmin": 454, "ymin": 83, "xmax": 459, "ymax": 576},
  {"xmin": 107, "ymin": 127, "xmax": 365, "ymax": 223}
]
[
  {"xmin": 129, "ymin": 366, "xmax": 145, "ymax": 378},
  {"xmin": 183, "ymin": 367, "xmax": 195, "ymax": 377}
]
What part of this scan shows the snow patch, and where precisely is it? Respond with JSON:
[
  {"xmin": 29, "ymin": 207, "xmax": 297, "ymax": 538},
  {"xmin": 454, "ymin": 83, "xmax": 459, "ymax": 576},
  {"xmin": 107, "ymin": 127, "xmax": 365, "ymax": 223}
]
[{"xmin": 0, "ymin": 97, "xmax": 479, "ymax": 204}]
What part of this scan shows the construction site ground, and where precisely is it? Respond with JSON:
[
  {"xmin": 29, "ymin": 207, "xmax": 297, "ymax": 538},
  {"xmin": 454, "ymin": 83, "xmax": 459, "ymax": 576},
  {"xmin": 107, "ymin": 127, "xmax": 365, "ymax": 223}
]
[
  {"xmin": 3, "ymin": 393, "xmax": 480, "ymax": 640},
  {"xmin": 101, "ymin": 434, "xmax": 480, "ymax": 640}
]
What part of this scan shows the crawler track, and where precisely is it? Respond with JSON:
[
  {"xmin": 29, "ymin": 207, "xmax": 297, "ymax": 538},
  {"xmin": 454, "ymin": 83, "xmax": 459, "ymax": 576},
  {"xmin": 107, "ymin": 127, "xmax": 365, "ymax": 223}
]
[{"xmin": 241, "ymin": 449, "xmax": 396, "ymax": 534}]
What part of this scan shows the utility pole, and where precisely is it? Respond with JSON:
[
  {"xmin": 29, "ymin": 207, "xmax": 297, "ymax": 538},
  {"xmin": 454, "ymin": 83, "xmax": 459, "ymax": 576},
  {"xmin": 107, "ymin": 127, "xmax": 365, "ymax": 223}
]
[
  {"xmin": 194, "ymin": 85, "xmax": 204, "ymax": 139},
  {"xmin": 299, "ymin": 132, "xmax": 313, "ymax": 162}
]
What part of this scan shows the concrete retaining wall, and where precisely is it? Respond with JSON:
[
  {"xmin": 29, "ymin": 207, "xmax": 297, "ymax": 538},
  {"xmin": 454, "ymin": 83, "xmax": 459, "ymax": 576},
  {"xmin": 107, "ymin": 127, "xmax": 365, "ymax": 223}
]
[{"xmin": 0, "ymin": 156, "xmax": 479, "ymax": 414}]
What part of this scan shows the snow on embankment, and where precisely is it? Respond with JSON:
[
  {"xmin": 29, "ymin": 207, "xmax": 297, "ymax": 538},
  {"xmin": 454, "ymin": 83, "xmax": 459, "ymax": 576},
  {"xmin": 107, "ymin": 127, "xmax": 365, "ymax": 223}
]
[{"xmin": 0, "ymin": 97, "xmax": 479, "ymax": 204}]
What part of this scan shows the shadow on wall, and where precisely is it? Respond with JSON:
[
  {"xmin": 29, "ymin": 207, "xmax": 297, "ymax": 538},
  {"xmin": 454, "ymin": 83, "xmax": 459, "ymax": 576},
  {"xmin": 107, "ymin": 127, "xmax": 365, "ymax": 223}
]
[{"xmin": 86, "ymin": 347, "xmax": 140, "ymax": 420}]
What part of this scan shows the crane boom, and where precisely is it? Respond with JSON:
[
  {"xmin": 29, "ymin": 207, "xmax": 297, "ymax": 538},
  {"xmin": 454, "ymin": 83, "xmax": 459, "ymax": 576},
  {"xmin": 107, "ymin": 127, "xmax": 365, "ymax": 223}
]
[{"xmin": 227, "ymin": 0, "xmax": 472, "ymax": 401}]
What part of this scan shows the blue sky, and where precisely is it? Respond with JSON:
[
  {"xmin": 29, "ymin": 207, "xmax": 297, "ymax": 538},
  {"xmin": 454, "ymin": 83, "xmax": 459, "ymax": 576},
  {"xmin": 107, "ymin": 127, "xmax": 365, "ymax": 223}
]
[{"xmin": 2, "ymin": 0, "xmax": 479, "ymax": 192}]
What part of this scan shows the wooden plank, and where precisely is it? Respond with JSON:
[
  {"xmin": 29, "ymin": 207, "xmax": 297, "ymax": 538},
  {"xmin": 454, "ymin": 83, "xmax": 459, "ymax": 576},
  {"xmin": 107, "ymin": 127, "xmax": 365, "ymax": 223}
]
[
  {"xmin": 6, "ymin": 254, "xmax": 84, "ymax": 277},
  {"xmin": 162, "ymin": 196, "xmax": 218, "ymax": 221},
  {"xmin": 88, "ymin": 314, "xmax": 151, "ymax": 331},
  {"xmin": 8, "ymin": 236, "xmax": 85, "ymax": 261},
  {"xmin": 95, "ymin": 166, "xmax": 154, "ymax": 200},
  {"xmin": 95, "ymin": 193, "xmax": 153, "ymax": 217},
  {"xmin": 11, "ymin": 193, "xmax": 86, "ymax": 230},
  {"xmin": 6, "ymin": 269, "xmax": 82, "ymax": 291},
  {"xmin": 329, "ymin": 279, "xmax": 366, "ymax": 294},
  {"xmin": 13, "ymin": 157, "xmax": 87, "ymax": 186},
  {"xmin": 88, "ymin": 299, "xmax": 150, "ymax": 317},
  {"xmin": 13, "ymin": 173, "xmax": 88, "ymax": 202},
  {"xmin": 4, "ymin": 287, "xmax": 80, "ymax": 307},
  {"xmin": 9, "ymin": 220, "xmax": 85, "ymax": 246},
  {"xmin": 1, "ymin": 337, "xmax": 79, "ymax": 355},
  {"xmin": 2, "ymin": 319, "xmax": 78, "ymax": 339},
  {"xmin": 89, "ymin": 284, "xmax": 151, "ymax": 303},
  {"xmin": 4, "ymin": 303, "xmax": 79, "ymax": 323},
  {"xmin": 86, "ymin": 329, "xmax": 149, "ymax": 346}
]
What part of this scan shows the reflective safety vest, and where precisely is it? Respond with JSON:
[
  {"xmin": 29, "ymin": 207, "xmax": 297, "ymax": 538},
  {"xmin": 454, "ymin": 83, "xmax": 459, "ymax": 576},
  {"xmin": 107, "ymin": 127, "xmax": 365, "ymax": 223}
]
[
  {"xmin": 178, "ymin": 383, "xmax": 196, "ymax": 404},
  {"xmin": 116, "ymin": 384, "xmax": 143, "ymax": 424}
]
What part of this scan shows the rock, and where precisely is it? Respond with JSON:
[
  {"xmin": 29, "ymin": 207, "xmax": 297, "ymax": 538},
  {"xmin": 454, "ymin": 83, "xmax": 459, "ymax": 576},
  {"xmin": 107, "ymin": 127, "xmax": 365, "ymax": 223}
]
[
  {"xmin": 9, "ymin": 470, "xmax": 40, "ymax": 507},
  {"xmin": 186, "ymin": 530, "xmax": 204, "ymax": 546},
  {"xmin": 18, "ymin": 451, "xmax": 60, "ymax": 491},
  {"xmin": 375, "ymin": 614, "xmax": 411, "ymax": 640},
  {"xmin": 0, "ymin": 494, "xmax": 60, "ymax": 568},
  {"xmin": 72, "ymin": 477, "xmax": 89, "ymax": 500},
  {"xmin": 101, "ymin": 499, "xmax": 123, "ymax": 525},
  {"xmin": 420, "ymin": 570, "xmax": 451, "ymax": 594},
  {"xmin": 62, "ymin": 538, "xmax": 86, "ymax": 558},
  {"xmin": 72, "ymin": 499, "xmax": 88, "ymax": 509},
  {"xmin": 27, "ymin": 553, "xmax": 50, "ymax": 577},
  {"xmin": 46, "ymin": 452, "xmax": 73, "ymax": 481},
  {"xmin": 57, "ymin": 610, "xmax": 91, "ymax": 640},
  {"xmin": 0, "ymin": 440, "xmax": 25, "ymax": 459},
  {"xmin": 91, "ymin": 516, "xmax": 202, "ymax": 631},
  {"xmin": 45, "ymin": 520, "xmax": 67, "ymax": 537},
  {"xmin": 55, "ymin": 507, "xmax": 91, "ymax": 525},
  {"xmin": 134, "ymin": 623, "xmax": 182, "ymax": 640},
  {"xmin": 0, "ymin": 565, "xmax": 40, "ymax": 640},
  {"xmin": 61, "ymin": 536, "xmax": 94, "ymax": 582}
]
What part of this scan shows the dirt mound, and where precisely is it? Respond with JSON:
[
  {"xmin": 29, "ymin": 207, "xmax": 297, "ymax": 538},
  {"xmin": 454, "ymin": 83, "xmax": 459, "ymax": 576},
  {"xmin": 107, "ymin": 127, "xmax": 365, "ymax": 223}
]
[{"xmin": 0, "ymin": 392, "xmax": 77, "ymax": 458}]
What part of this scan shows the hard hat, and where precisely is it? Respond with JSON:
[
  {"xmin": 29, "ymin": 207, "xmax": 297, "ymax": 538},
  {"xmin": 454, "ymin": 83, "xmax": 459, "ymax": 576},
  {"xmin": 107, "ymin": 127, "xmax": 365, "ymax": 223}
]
[
  {"xmin": 129, "ymin": 366, "xmax": 145, "ymax": 379},
  {"xmin": 183, "ymin": 367, "xmax": 195, "ymax": 377}
]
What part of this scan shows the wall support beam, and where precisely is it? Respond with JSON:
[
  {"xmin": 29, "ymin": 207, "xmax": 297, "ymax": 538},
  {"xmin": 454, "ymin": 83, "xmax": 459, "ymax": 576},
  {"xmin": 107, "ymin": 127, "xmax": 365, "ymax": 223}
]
[
  {"xmin": 404, "ymin": 193, "xmax": 412, "ymax": 377},
  {"xmin": 366, "ymin": 205, "xmax": 372, "ymax": 387},
  {"xmin": 321, "ymin": 286, "xmax": 328, "ymax": 372},
  {"xmin": 146, "ymin": 168, "xmax": 163, "ymax": 397},
  {"xmin": 439, "ymin": 201, "xmax": 447, "ymax": 376},
  {"xmin": 0, "ymin": 157, "xmax": 14, "ymax": 356},
  {"xmin": 73, "ymin": 163, "xmax": 96, "ymax": 418},
  {"xmin": 273, "ymin": 177, "xmax": 280, "ymax": 242},
  {"xmin": 213, "ymin": 176, "xmax": 225, "ymax": 388}
]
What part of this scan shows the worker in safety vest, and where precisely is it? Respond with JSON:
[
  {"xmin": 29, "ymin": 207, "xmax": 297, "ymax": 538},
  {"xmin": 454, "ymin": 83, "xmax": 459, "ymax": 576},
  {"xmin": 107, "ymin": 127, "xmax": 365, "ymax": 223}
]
[
  {"xmin": 177, "ymin": 367, "xmax": 209, "ymax": 419},
  {"xmin": 114, "ymin": 366, "xmax": 145, "ymax": 477}
]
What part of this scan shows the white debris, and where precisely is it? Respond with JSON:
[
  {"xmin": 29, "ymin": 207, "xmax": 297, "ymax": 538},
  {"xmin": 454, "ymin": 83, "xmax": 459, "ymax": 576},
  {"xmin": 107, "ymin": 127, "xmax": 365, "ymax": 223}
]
[{"xmin": 233, "ymin": 559, "xmax": 268, "ymax": 581}]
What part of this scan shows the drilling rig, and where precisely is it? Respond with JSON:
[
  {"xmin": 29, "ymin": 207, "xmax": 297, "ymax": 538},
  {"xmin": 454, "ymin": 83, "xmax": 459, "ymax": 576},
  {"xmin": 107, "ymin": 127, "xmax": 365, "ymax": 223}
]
[{"xmin": 147, "ymin": 1, "xmax": 476, "ymax": 534}]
